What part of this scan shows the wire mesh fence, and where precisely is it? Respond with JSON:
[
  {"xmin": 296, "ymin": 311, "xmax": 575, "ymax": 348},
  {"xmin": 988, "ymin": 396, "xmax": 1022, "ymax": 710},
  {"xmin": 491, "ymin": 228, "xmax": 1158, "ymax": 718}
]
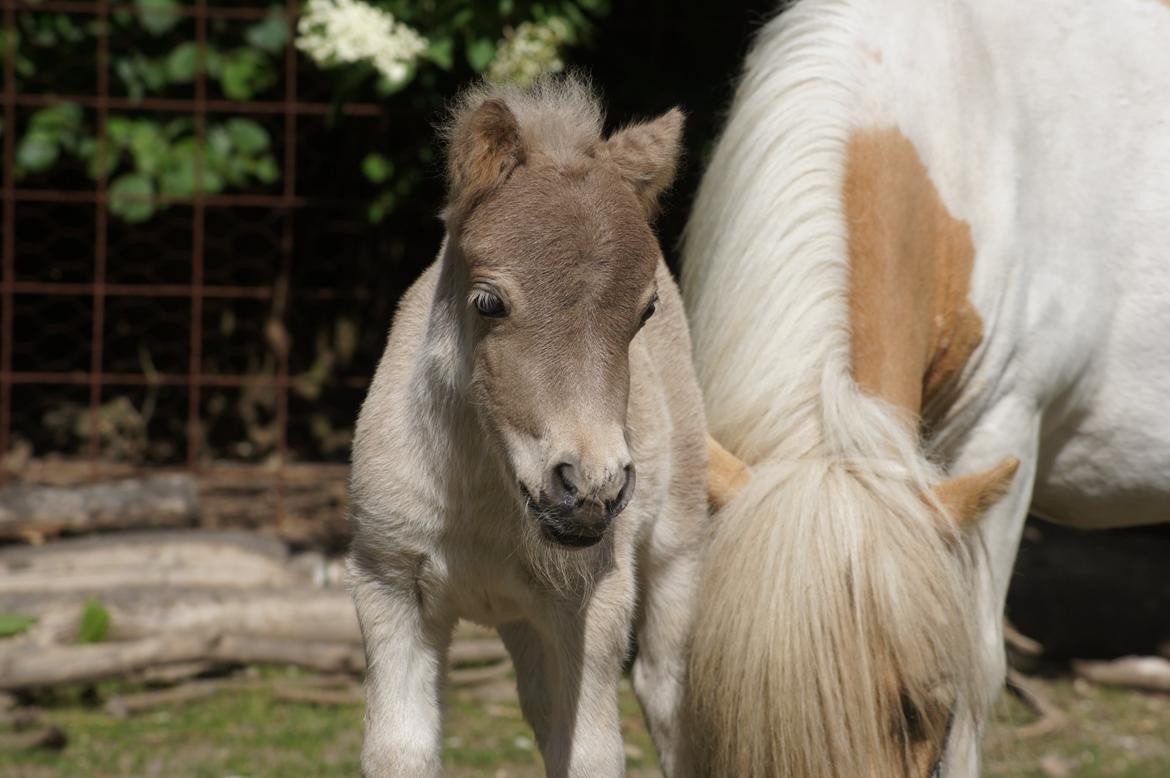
[{"xmin": 0, "ymin": 0, "xmax": 430, "ymax": 524}]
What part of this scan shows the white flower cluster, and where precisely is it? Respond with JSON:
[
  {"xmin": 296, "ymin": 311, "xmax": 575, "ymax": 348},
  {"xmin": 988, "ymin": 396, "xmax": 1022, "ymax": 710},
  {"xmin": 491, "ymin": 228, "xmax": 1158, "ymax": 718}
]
[
  {"xmin": 487, "ymin": 17, "xmax": 573, "ymax": 87},
  {"xmin": 296, "ymin": 0, "xmax": 427, "ymax": 87}
]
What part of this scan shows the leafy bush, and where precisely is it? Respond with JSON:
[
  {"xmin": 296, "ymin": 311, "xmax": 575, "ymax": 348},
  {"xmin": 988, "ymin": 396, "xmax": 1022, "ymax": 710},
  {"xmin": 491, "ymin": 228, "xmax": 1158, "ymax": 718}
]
[{"xmin": 2, "ymin": 0, "xmax": 611, "ymax": 223}]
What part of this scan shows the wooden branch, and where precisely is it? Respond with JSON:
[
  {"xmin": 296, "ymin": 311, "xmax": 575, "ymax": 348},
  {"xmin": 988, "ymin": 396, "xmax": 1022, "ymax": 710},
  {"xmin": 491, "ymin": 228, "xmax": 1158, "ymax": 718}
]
[
  {"xmin": 272, "ymin": 681, "xmax": 363, "ymax": 707},
  {"xmin": 449, "ymin": 660, "xmax": 512, "ymax": 687},
  {"xmin": 0, "ymin": 475, "xmax": 197, "ymax": 542},
  {"xmin": 105, "ymin": 679, "xmax": 227, "ymax": 717},
  {"xmin": 0, "ymin": 726, "xmax": 67, "ymax": 751},
  {"xmin": 1073, "ymin": 656, "xmax": 1170, "ymax": 693},
  {"xmin": 1006, "ymin": 668, "xmax": 1067, "ymax": 739}
]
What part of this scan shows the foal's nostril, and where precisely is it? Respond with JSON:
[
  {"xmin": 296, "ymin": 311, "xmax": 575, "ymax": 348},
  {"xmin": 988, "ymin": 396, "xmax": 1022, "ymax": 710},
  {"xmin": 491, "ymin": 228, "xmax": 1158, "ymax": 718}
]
[
  {"xmin": 605, "ymin": 464, "xmax": 636, "ymax": 520},
  {"xmin": 549, "ymin": 462, "xmax": 580, "ymax": 508}
]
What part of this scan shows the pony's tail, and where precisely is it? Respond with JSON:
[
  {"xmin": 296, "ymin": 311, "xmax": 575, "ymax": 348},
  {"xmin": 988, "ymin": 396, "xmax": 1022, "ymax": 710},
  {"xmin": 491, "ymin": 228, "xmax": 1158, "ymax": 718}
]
[{"xmin": 687, "ymin": 456, "xmax": 984, "ymax": 777}]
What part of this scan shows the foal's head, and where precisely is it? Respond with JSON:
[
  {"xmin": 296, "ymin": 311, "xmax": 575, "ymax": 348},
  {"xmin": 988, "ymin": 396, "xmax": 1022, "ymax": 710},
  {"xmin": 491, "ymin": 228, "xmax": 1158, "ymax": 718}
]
[{"xmin": 442, "ymin": 78, "xmax": 682, "ymax": 548}]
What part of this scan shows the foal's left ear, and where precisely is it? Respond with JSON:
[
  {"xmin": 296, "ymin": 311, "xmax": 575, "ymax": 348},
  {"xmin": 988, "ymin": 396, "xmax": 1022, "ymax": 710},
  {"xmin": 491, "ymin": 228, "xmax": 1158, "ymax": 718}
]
[
  {"xmin": 445, "ymin": 98, "xmax": 526, "ymax": 224},
  {"xmin": 604, "ymin": 107, "xmax": 684, "ymax": 216}
]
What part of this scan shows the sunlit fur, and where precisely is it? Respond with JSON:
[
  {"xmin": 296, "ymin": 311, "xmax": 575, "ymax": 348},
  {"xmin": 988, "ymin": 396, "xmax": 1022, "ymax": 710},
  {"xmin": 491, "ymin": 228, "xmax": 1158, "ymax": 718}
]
[{"xmin": 682, "ymin": 3, "xmax": 985, "ymax": 775}]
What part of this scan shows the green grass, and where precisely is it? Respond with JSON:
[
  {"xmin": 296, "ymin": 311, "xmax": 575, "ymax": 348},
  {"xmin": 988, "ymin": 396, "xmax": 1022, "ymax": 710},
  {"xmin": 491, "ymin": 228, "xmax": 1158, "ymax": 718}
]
[{"xmin": 2, "ymin": 671, "xmax": 1167, "ymax": 777}]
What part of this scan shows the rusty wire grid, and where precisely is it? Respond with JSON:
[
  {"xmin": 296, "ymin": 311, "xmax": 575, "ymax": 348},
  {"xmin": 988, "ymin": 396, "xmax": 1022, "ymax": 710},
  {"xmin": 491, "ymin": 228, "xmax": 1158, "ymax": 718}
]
[{"xmin": 0, "ymin": 0, "xmax": 430, "ymax": 526}]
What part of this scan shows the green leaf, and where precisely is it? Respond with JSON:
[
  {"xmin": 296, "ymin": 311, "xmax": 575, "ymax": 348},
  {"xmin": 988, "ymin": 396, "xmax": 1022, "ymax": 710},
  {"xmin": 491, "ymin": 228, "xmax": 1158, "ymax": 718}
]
[
  {"xmin": 16, "ymin": 131, "xmax": 59, "ymax": 173},
  {"xmin": 253, "ymin": 156, "xmax": 279, "ymax": 184},
  {"xmin": 426, "ymin": 37, "xmax": 454, "ymax": 70},
  {"xmin": 219, "ymin": 49, "xmax": 275, "ymax": 100},
  {"xmin": 361, "ymin": 152, "xmax": 392, "ymax": 184},
  {"xmin": 135, "ymin": 0, "xmax": 181, "ymax": 36},
  {"xmin": 159, "ymin": 140, "xmax": 196, "ymax": 198},
  {"xmin": 108, "ymin": 173, "xmax": 156, "ymax": 223},
  {"xmin": 205, "ymin": 125, "xmax": 232, "ymax": 164},
  {"xmin": 245, "ymin": 10, "xmax": 289, "ymax": 54},
  {"xmin": 29, "ymin": 102, "xmax": 82, "ymax": 135},
  {"xmin": 466, "ymin": 37, "xmax": 495, "ymax": 72},
  {"xmin": 165, "ymin": 42, "xmax": 199, "ymax": 83},
  {"xmin": 0, "ymin": 612, "xmax": 36, "ymax": 638},
  {"xmin": 225, "ymin": 117, "xmax": 269, "ymax": 154},
  {"xmin": 106, "ymin": 116, "xmax": 134, "ymax": 147},
  {"xmin": 128, "ymin": 120, "xmax": 168, "ymax": 175},
  {"xmin": 78, "ymin": 137, "xmax": 120, "ymax": 179},
  {"xmin": 77, "ymin": 599, "xmax": 111, "ymax": 643}
]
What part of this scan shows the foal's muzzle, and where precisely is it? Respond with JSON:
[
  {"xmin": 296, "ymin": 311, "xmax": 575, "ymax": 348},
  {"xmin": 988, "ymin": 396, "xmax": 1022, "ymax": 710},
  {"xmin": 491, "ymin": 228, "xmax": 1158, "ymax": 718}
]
[{"xmin": 523, "ymin": 463, "xmax": 636, "ymax": 548}]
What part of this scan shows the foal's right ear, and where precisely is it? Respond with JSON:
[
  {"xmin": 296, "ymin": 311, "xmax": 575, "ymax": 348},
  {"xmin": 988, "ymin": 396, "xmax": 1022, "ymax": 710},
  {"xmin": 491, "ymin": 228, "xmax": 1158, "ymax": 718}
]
[
  {"xmin": 445, "ymin": 98, "xmax": 526, "ymax": 224},
  {"xmin": 604, "ymin": 107, "xmax": 685, "ymax": 217}
]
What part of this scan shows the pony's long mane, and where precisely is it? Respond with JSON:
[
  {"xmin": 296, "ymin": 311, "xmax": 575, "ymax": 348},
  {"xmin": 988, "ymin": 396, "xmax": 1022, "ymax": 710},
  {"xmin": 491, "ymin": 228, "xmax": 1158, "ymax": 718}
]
[{"xmin": 682, "ymin": 1, "xmax": 989, "ymax": 774}]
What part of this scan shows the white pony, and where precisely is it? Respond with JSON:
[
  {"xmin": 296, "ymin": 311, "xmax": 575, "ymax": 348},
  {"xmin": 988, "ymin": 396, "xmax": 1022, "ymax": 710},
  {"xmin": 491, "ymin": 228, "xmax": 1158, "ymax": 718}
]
[
  {"xmin": 348, "ymin": 78, "xmax": 708, "ymax": 778},
  {"xmin": 682, "ymin": 0, "xmax": 1170, "ymax": 775}
]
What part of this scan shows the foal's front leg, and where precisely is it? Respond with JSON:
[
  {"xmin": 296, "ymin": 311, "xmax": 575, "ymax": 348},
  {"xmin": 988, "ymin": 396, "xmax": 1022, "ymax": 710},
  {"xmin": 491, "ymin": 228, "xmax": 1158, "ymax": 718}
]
[
  {"xmin": 350, "ymin": 559, "xmax": 453, "ymax": 778},
  {"xmin": 631, "ymin": 533, "xmax": 701, "ymax": 778},
  {"xmin": 532, "ymin": 577, "xmax": 634, "ymax": 778}
]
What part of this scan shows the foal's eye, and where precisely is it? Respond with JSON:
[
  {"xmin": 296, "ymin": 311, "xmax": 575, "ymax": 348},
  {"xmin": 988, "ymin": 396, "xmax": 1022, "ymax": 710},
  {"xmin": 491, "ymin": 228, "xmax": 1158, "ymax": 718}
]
[
  {"xmin": 472, "ymin": 288, "xmax": 508, "ymax": 318},
  {"xmin": 639, "ymin": 295, "xmax": 658, "ymax": 328}
]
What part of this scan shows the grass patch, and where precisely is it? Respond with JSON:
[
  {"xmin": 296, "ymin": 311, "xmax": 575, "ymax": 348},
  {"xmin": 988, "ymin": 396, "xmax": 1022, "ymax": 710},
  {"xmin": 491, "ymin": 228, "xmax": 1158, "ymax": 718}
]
[{"xmin": 2, "ymin": 671, "xmax": 1167, "ymax": 777}]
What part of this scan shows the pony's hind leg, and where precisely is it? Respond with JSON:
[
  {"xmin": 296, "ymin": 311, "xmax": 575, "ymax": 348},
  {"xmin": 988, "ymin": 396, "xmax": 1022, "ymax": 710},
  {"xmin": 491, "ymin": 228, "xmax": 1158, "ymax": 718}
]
[
  {"xmin": 631, "ymin": 533, "xmax": 702, "ymax": 778},
  {"xmin": 350, "ymin": 558, "xmax": 453, "ymax": 778}
]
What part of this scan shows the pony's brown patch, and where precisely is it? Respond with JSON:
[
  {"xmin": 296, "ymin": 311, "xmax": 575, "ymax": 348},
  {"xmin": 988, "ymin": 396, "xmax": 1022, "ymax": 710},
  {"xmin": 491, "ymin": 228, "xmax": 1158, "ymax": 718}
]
[{"xmin": 844, "ymin": 127, "xmax": 982, "ymax": 418}]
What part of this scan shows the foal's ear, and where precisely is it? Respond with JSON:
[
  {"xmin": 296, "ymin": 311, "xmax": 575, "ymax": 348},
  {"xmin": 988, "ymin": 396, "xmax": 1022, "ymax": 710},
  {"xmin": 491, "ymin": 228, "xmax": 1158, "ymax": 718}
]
[
  {"xmin": 445, "ymin": 98, "xmax": 526, "ymax": 223},
  {"xmin": 933, "ymin": 456, "xmax": 1020, "ymax": 532},
  {"xmin": 604, "ymin": 107, "xmax": 684, "ymax": 216}
]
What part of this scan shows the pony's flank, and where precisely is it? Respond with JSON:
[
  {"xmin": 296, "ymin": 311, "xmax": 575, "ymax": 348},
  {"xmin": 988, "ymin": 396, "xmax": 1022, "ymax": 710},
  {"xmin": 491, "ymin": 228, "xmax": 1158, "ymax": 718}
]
[{"xmin": 682, "ymin": 1, "xmax": 988, "ymax": 774}]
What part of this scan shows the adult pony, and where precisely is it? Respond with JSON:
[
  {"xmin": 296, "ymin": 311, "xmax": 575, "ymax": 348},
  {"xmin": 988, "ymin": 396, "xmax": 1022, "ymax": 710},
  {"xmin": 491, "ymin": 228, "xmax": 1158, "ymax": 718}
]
[
  {"xmin": 682, "ymin": 0, "xmax": 1170, "ymax": 775},
  {"xmin": 348, "ymin": 78, "xmax": 708, "ymax": 777}
]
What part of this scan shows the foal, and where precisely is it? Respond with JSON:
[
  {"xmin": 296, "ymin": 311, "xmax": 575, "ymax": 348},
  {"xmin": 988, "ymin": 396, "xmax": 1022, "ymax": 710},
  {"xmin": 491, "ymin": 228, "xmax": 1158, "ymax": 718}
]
[{"xmin": 347, "ymin": 77, "xmax": 706, "ymax": 778}]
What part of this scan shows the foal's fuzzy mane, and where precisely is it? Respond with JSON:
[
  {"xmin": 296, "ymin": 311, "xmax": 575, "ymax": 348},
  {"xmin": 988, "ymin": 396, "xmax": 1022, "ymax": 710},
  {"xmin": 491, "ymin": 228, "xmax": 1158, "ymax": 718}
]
[{"xmin": 442, "ymin": 74, "xmax": 604, "ymax": 167}]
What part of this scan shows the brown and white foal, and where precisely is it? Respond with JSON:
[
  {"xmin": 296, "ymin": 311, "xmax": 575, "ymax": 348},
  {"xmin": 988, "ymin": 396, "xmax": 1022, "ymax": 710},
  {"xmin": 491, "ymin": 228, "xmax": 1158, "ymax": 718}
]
[{"xmin": 347, "ymin": 77, "xmax": 707, "ymax": 778}]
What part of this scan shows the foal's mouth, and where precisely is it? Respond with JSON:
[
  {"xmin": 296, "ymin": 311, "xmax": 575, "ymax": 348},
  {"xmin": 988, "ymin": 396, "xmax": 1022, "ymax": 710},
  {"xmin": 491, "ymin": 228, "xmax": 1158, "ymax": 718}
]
[{"xmin": 518, "ymin": 483, "xmax": 606, "ymax": 549}]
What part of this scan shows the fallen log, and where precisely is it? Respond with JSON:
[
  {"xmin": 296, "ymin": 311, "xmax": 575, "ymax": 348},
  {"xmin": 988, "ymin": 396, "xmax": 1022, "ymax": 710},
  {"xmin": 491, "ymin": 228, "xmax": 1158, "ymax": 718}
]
[
  {"xmin": 449, "ymin": 638, "xmax": 510, "ymax": 666},
  {"xmin": 0, "ymin": 633, "xmax": 368, "ymax": 690},
  {"xmin": 0, "ymin": 633, "xmax": 215, "ymax": 690},
  {"xmin": 212, "ymin": 635, "xmax": 365, "ymax": 674},
  {"xmin": 5, "ymin": 586, "xmax": 360, "ymax": 646},
  {"xmin": 0, "ymin": 475, "xmax": 197, "ymax": 542},
  {"xmin": 1073, "ymin": 655, "xmax": 1170, "ymax": 693},
  {"xmin": 0, "ymin": 531, "xmax": 305, "ymax": 595}
]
